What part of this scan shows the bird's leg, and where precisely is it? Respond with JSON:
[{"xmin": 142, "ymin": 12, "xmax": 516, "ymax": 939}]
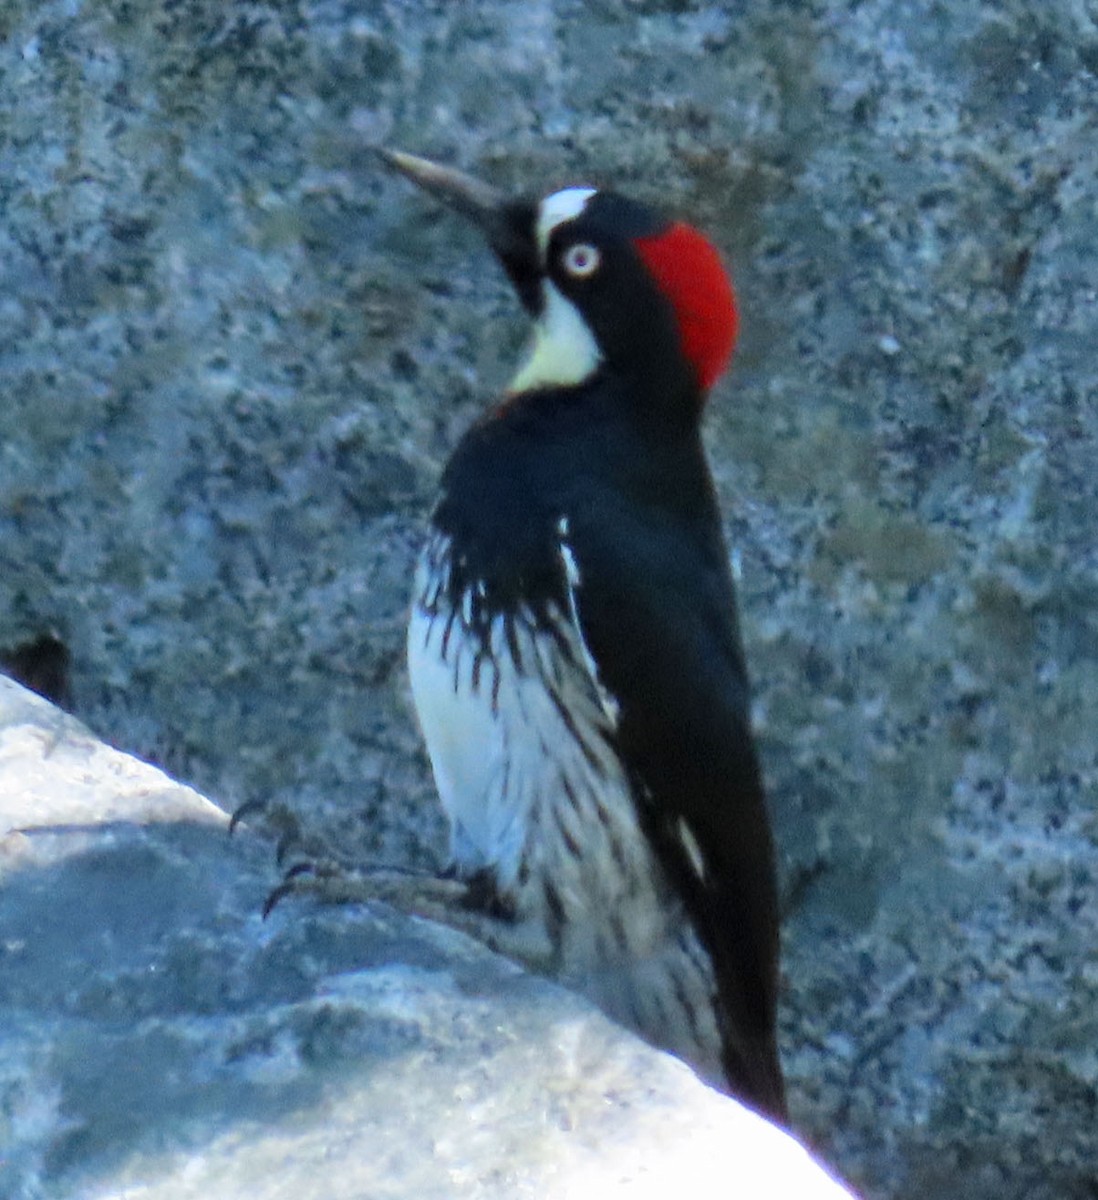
[
  {"xmin": 261, "ymin": 856, "xmax": 555, "ymax": 974},
  {"xmin": 262, "ymin": 860, "xmax": 466, "ymax": 921}
]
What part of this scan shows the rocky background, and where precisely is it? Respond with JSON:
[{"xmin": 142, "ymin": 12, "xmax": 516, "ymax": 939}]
[{"xmin": 1, "ymin": 1, "xmax": 1096, "ymax": 1196}]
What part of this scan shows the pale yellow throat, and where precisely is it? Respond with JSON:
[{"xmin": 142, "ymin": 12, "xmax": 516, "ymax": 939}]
[{"xmin": 508, "ymin": 281, "xmax": 602, "ymax": 394}]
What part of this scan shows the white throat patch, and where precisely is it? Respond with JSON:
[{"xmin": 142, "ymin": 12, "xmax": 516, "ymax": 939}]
[{"xmin": 509, "ymin": 280, "xmax": 602, "ymax": 393}]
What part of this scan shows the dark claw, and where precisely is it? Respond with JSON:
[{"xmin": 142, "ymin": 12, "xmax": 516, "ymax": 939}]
[
  {"xmin": 262, "ymin": 880, "xmax": 297, "ymax": 920},
  {"xmin": 228, "ymin": 797, "xmax": 268, "ymax": 836},
  {"xmin": 261, "ymin": 861, "xmax": 321, "ymax": 919},
  {"xmin": 229, "ymin": 798, "xmax": 303, "ymax": 860}
]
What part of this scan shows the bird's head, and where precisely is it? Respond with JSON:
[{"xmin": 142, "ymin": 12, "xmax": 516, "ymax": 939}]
[{"xmin": 380, "ymin": 149, "xmax": 738, "ymax": 413}]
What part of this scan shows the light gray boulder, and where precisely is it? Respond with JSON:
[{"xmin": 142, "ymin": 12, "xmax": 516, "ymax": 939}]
[{"xmin": 0, "ymin": 675, "xmax": 854, "ymax": 1200}]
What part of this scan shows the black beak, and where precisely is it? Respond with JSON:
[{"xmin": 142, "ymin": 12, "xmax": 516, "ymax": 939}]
[{"xmin": 377, "ymin": 148, "xmax": 542, "ymax": 313}]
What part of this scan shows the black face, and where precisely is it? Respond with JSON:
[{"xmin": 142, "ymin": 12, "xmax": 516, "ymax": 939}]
[
  {"xmin": 544, "ymin": 192, "xmax": 669, "ymax": 308},
  {"xmin": 488, "ymin": 193, "xmax": 670, "ymax": 318},
  {"xmin": 538, "ymin": 193, "xmax": 693, "ymax": 399}
]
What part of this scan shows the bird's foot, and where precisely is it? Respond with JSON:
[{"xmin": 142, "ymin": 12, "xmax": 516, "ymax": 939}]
[
  {"xmin": 261, "ymin": 858, "xmax": 465, "ymax": 922},
  {"xmin": 262, "ymin": 857, "xmax": 553, "ymax": 972},
  {"xmin": 235, "ymin": 800, "xmax": 550, "ymax": 968}
]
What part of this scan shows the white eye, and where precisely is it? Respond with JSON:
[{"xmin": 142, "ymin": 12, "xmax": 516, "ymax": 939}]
[{"xmin": 562, "ymin": 242, "xmax": 601, "ymax": 278}]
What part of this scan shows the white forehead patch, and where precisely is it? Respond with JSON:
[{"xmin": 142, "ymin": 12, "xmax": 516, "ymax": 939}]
[{"xmin": 536, "ymin": 187, "xmax": 597, "ymax": 254}]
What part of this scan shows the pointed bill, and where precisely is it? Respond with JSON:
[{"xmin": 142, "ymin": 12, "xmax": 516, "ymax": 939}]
[
  {"xmin": 377, "ymin": 146, "xmax": 541, "ymax": 311},
  {"xmin": 376, "ymin": 148, "xmax": 511, "ymax": 229}
]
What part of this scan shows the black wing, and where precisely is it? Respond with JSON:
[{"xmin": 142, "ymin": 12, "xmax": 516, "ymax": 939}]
[{"xmin": 562, "ymin": 492, "xmax": 786, "ymax": 1121}]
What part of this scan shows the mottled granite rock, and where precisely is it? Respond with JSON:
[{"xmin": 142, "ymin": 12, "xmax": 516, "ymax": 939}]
[
  {"xmin": 1, "ymin": 1, "xmax": 1096, "ymax": 1196},
  {"xmin": 0, "ymin": 676, "xmax": 854, "ymax": 1200}
]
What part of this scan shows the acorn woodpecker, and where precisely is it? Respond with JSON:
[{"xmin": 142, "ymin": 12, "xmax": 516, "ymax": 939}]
[{"xmin": 387, "ymin": 150, "xmax": 786, "ymax": 1121}]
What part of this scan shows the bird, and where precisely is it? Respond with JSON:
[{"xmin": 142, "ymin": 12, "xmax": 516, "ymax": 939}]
[{"xmin": 386, "ymin": 148, "xmax": 787, "ymax": 1122}]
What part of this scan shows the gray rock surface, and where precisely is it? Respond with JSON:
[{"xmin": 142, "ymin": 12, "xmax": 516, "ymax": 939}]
[
  {"xmin": 0, "ymin": 675, "xmax": 855, "ymax": 1200},
  {"xmin": 1, "ymin": 1, "xmax": 1096, "ymax": 1196}
]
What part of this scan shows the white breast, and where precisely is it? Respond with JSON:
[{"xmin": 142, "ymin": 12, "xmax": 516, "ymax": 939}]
[{"xmin": 406, "ymin": 536, "xmax": 628, "ymax": 901}]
